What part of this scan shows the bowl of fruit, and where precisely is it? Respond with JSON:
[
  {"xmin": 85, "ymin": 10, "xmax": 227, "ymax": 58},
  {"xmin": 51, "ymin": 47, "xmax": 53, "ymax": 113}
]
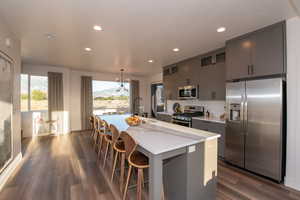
[{"xmin": 125, "ymin": 116, "xmax": 142, "ymax": 126}]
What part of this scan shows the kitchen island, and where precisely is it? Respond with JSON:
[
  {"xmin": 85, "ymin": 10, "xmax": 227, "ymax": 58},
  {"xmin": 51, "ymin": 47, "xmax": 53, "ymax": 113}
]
[{"xmin": 100, "ymin": 115, "xmax": 220, "ymax": 200}]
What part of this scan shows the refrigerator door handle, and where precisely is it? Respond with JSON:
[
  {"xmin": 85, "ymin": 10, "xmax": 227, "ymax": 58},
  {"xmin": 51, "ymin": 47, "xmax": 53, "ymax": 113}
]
[
  {"xmin": 241, "ymin": 94, "xmax": 245, "ymax": 131},
  {"xmin": 244, "ymin": 93, "xmax": 248, "ymax": 135}
]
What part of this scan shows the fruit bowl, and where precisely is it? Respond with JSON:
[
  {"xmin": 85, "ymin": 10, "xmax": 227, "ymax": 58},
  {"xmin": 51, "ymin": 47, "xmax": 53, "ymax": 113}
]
[{"xmin": 125, "ymin": 116, "xmax": 142, "ymax": 126}]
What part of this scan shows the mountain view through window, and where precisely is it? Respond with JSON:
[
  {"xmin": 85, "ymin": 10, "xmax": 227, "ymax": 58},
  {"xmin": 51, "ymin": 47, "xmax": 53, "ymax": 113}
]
[{"xmin": 92, "ymin": 80, "xmax": 130, "ymax": 115}]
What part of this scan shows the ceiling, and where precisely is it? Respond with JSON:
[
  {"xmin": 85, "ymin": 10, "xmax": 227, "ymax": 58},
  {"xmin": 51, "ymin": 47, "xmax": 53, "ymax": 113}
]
[{"xmin": 0, "ymin": 0, "xmax": 296, "ymax": 76}]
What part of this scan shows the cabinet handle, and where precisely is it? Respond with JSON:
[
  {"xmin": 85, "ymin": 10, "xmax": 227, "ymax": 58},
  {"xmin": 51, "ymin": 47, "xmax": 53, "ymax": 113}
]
[{"xmin": 247, "ymin": 65, "xmax": 250, "ymax": 75}]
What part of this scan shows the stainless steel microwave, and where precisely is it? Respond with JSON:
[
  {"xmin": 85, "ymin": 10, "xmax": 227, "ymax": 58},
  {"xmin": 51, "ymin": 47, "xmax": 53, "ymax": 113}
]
[{"xmin": 178, "ymin": 85, "xmax": 198, "ymax": 99}]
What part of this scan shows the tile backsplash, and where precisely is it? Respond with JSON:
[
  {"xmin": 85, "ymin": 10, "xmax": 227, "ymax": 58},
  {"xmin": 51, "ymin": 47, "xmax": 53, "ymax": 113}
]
[{"xmin": 166, "ymin": 100, "xmax": 225, "ymax": 118}]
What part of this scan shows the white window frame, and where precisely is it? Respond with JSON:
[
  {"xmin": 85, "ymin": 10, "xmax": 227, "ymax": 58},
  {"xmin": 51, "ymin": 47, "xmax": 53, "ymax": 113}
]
[{"xmin": 21, "ymin": 73, "xmax": 48, "ymax": 112}]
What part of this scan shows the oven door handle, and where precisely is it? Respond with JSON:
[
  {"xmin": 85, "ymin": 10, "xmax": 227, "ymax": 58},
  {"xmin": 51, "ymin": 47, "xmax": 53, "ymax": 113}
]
[{"xmin": 172, "ymin": 119, "xmax": 191, "ymax": 124}]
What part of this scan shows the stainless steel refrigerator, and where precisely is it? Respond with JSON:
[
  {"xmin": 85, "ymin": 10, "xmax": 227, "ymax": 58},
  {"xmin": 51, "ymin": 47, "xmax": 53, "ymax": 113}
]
[
  {"xmin": 225, "ymin": 78, "xmax": 285, "ymax": 182},
  {"xmin": 151, "ymin": 83, "xmax": 165, "ymax": 118}
]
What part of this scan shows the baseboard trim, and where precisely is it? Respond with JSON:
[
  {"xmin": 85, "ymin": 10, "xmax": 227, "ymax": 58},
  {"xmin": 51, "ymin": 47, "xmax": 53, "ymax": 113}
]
[
  {"xmin": 0, "ymin": 153, "xmax": 22, "ymax": 191},
  {"xmin": 285, "ymin": 177, "xmax": 300, "ymax": 191},
  {"xmin": 71, "ymin": 129, "xmax": 91, "ymax": 133},
  {"xmin": 23, "ymin": 132, "xmax": 72, "ymax": 138}
]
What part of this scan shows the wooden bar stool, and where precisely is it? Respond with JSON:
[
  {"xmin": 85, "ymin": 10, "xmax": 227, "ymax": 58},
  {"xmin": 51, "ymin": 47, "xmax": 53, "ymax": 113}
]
[
  {"xmin": 103, "ymin": 123, "xmax": 116, "ymax": 169},
  {"xmin": 111, "ymin": 131, "xmax": 126, "ymax": 192},
  {"xmin": 89, "ymin": 116, "xmax": 95, "ymax": 137},
  {"xmin": 121, "ymin": 131, "xmax": 149, "ymax": 200},
  {"xmin": 91, "ymin": 115, "xmax": 98, "ymax": 141},
  {"xmin": 93, "ymin": 117, "xmax": 104, "ymax": 152},
  {"xmin": 97, "ymin": 120, "xmax": 109, "ymax": 161}
]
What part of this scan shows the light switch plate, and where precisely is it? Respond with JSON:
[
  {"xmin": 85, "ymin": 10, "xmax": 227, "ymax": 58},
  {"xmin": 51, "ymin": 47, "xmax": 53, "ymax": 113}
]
[{"xmin": 188, "ymin": 145, "xmax": 196, "ymax": 153}]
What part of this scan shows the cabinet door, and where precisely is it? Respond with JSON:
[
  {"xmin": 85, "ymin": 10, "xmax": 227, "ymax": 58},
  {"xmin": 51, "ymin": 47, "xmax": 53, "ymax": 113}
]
[
  {"xmin": 226, "ymin": 37, "xmax": 252, "ymax": 80},
  {"xmin": 212, "ymin": 124, "xmax": 225, "ymax": 158},
  {"xmin": 184, "ymin": 59, "xmax": 201, "ymax": 86},
  {"xmin": 192, "ymin": 120, "xmax": 212, "ymax": 131},
  {"xmin": 192, "ymin": 119, "xmax": 225, "ymax": 158},
  {"xmin": 163, "ymin": 72, "xmax": 178, "ymax": 100},
  {"xmin": 251, "ymin": 22, "xmax": 285, "ymax": 77},
  {"xmin": 198, "ymin": 63, "xmax": 226, "ymax": 100}
]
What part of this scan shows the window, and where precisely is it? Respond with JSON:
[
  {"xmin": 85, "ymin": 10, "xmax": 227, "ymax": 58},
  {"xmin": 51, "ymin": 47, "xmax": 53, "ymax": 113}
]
[
  {"xmin": 92, "ymin": 80, "xmax": 130, "ymax": 115},
  {"xmin": 30, "ymin": 76, "xmax": 48, "ymax": 111},
  {"xmin": 20, "ymin": 74, "xmax": 48, "ymax": 111}
]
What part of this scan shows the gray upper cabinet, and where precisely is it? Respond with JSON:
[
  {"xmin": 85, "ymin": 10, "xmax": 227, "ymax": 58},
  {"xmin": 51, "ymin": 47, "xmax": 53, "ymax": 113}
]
[
  {"xmin": 163, "ymin": 48, "xmax": 226, "ymax": 101},
  {"xmin": 199, "ymin": 62, "xmax": 226, "ymax": 100},
  {"xmin": 226, "ymin": 36, "xmax": 252, "ymax": 80},
  {"xmin": 226, "ymin": 21, "xmax": 286, "ymax": 81},
  {"xmin": 163, "ymin": 69, "xmax": 178, "ymax": 100},
  {"xmin": 251, "ymin": 22, "xmax": 285, "ymax": 77}
]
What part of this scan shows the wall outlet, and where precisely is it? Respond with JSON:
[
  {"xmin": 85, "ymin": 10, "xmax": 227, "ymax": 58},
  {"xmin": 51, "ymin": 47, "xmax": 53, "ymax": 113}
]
[{"xmin": 188, "ymin": 145, "xmax": 196, "ymax": 153}]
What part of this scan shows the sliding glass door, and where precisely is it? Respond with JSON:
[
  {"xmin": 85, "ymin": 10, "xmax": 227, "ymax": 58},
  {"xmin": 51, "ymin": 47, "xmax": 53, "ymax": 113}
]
[{"xmin": 0, "ymin": 55, "xmax": 13, "ymax": 173}]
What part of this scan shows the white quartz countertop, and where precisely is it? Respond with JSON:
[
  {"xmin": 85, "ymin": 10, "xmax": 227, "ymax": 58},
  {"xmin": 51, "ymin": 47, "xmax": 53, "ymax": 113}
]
[
  {"xmin": 192, "ymin": 116, "xmax": 226, "ymax": 124},
  {"xmin": 126, "ymin": 119, "xmax": 220, "ymax": 155}
]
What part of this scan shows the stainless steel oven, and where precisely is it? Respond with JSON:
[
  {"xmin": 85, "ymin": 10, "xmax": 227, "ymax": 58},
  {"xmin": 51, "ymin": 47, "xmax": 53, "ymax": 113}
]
[
  {"xmin": 172, "ymin": 106, "xmax": 204, "ymax": 128},
  {"xmin": 178, "ymin": 85, "xmax": 198, "ymax": 99}
]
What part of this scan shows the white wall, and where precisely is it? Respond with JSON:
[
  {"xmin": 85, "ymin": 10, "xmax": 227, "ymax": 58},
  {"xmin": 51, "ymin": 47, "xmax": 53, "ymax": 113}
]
[
  {"xmin": 285, "ymin": 16, "xmax": 300, "ymax": 191},
  {"xmin": 0, "ymin": 17, "xmax": 22, "ymax": 188}
]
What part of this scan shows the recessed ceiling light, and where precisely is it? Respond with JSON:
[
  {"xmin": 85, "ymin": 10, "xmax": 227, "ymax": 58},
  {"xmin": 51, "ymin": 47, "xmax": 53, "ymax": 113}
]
[
  {"xmin": 148, "ymin": 59, "xmax": 154, "ymax": 63},
  {"xmin": 173, "ymin": 48, "xmax": 180, "ymax": 52},
  {"xmin": 85, "ymin": 47, "xmax": 92, "ymax": 52},
  {"xmin": 217, "ymin": 27, "xmax": 226, "ymax": 33},
  {"xmin": 93, "ymin": 25, "xmax": 103, "ymax": 31}
]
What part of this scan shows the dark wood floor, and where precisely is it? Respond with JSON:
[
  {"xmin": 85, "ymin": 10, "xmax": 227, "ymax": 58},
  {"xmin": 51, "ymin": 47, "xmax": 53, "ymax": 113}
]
[{"xmin": 0, "ymin": 132, "xmax": 299, "ymax": 200}]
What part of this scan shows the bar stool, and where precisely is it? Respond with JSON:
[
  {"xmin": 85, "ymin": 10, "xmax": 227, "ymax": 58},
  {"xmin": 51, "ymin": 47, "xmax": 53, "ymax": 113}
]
[
  {"xmin": 91, "ymin": 115, "xmax": 97, "ymax": 139},
  {"xmin": 121, "ymin": 131, "xmax": 149, "ymax": 200},
  {"xmin": 97, "ymin": 120, "xmax": 109, "ymax": 161},
  {"xmin": 89, "ymin": 116, "xmax": 95, "ymax": 137},
  {"xmin": 103, "ymin": 123, "xmax": 117, "ymax": 169},
  {"xmin": 93, "ymin": 117, "xmax": 103, "ymax": 152},
  {"xmin": 111, "ymin": 131, "xmax": 126, "ymax": 192},
  {"xmin": 92, "ymin": 116, "xmax": 99, "ymax": 149}
]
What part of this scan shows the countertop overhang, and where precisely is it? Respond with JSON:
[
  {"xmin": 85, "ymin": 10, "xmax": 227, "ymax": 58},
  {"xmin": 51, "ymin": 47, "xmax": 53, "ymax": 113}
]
[{"xmin": 127, "ymin": 119, "xmax": 220, "ymax": 155}]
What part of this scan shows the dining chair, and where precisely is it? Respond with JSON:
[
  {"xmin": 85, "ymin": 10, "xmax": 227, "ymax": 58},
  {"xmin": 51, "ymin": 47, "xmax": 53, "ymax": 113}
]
[{"xmin": 121, "ymin": 131, "xmax": 149, "ymax": 200}]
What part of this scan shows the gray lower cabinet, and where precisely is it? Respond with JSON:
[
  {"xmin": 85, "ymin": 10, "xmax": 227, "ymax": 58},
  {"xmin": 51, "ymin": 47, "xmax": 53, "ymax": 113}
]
[
  {"xmin": 192, "ymin": 119, "xmax": 225, "ymax": 158},
  {"xmin": 226, "ymin": 21, "xmax": 285, "ymax": 81},
  {"xmin": 156, "ymin": 113, "xmax": 172, "ymax": 123}
]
